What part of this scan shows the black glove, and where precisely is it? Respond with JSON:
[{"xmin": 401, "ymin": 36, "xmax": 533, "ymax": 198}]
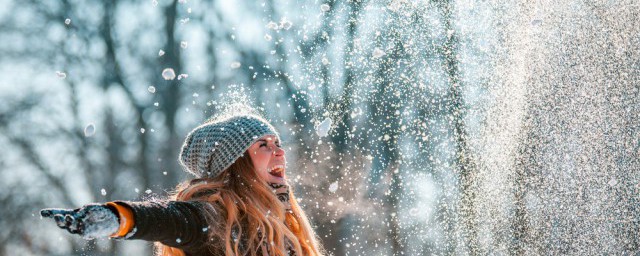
[{"xmin": 40, "ymin": 204, "xmax": 120, "ymax": 240}]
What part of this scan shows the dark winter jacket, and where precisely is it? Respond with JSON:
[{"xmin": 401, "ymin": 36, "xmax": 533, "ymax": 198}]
[
  {"xmin": 110, "ymin": 200, "xmax": 225, "ymax": 255},
  {"xmin": 109, "ymin": 200, "xmax": 295, "ymax": 256}
]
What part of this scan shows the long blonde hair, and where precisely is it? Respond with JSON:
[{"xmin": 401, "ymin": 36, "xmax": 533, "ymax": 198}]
[{"xmin": 155, "ymin": 151, "xmax": 324, "ymax": 256}]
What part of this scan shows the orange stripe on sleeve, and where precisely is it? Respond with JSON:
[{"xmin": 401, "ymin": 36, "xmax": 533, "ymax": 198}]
[{"xmin": 106, "ymin": 202, "xmax": 135, "ymax": 238}]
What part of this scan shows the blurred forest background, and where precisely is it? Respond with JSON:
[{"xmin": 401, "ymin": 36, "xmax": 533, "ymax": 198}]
[{"xmin": 0, "ymin": 0, "xmax": 638, "ymax": 255}]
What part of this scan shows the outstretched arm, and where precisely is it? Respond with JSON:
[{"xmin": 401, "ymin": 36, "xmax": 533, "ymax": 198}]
[{"xmin": 41, "ymin": 200, "xmax": 215, "ymax": 251}]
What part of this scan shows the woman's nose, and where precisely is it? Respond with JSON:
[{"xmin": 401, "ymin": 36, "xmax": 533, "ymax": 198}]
[{"xmin": 273, "ymin": 147, "xmax": 285, "ymax": 156}]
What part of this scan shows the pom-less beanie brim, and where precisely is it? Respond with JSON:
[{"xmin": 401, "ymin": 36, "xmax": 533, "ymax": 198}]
[{"xmin": 178, "ymin": 114, "xmax": 280, "ymax": 178}]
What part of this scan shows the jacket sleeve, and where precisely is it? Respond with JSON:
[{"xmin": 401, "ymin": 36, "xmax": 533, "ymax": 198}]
[{"xmin": 107, "ymin": 200, "xmax": 219, "ymax": 251}]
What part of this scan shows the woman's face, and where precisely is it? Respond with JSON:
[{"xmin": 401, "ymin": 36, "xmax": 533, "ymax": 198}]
[{"xmin": 247, "ymin": 135, "xmax": 287, "ymax": 184}]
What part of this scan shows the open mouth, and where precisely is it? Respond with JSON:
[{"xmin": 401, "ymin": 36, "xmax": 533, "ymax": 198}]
[{"xmin": 269, "ymin": 165, "xmax": 285, "ymax": 178}]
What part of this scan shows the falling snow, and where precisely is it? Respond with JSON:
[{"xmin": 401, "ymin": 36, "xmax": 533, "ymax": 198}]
[
  {"xmin": 5, "ymin": 1, "xmax": 639, "ymax": 255},
  {"xmin": 315, "ymin": 118, "xmax": 332, "ymax": 137},
  {"xmin": 328, "ymin": 181, "xmax": 338, "ymax": 193},
  {"xmin": 84, "ymin": 123, "xmax": 95, "ymax": 137},
  {"xmin": 55, "ymin": 71, "xmax": 66, "ymax": 79},
  {"xmin": 161, "ymin": 68, "xmax": 176, "ymax": 80},
  {"xmin": 372, "ymin": 48, "xmax": 385, "ymax": 58}
]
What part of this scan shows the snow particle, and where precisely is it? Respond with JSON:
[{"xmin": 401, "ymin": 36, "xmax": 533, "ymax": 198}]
[
  {"xmin": 446, "ymin": 29, "xmax": 454, "ymax": 38},
  {"xmin": 372, "ymin": 48, "xmax": 385, "ymax": 58},
  {"xmin": 230, "ymin": 61, "xmax": 241, "ymax": 69},
  {"xmin": 84, "ymin": 123, "xmax": 96, "ymax": 137},
  {"xmin": 101, "ymin": 188, "xmax": 107, "ymax": 196},
  {"xmin": 180, "ymin": 41, "xmax": 188, "ymax": 49},
  {"xmin": 56, "ymin": 71, "xmax": 67, "ymax": 79},
  {"xmin": 316, "ymin": 118, "xmax": 332, "ymax": 137},
  {"xmin": 320, "ymin": 4, "xmax": 331, "ymax": 12},
  {"xmin": 264, "ymin": 34, "xmax": 272, "ymax": 41},
  {"xmin": 266, "ymin": 21, "xmax": 278, "ymax": 30},
  {"xmin": 140, "ymin": 128, "xmax": 146, "ymax": 134},
  {"xmin": 329, "ymin": 181, "xmax": 339, "ymax": 193},
  {"xmin": 280, "ymin": 18, "xmax": 293, "ymax": 30},
  {"xmin": 148, "ymin": 86, "xmax": 156, "ymax": 93},
  {"xmin": 162, "ymin": 68, "xmax": 176, "ymax": 80},
  {"xmin": 145, "ymin": 189, "xmax": 152, "ymax": 194},
  {"xmin": 158, "ymin": 49, "xmax": 165, "ymax": 56},
  {"xmin": 64, "ymin": 18, "xmax": 71, "ymax": 25},
  {"xmin": 531, "ymin": 19, "xmax": 543, "ymax": 26}
]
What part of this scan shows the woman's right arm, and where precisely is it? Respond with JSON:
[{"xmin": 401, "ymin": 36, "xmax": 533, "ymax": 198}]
[
  {"xmin": 41, "ymin": 200, "xmax": 217, "ymax": 252},
  {"xmin": 108, "ymin": 200, "xmax": 214, "ymax": 249}
]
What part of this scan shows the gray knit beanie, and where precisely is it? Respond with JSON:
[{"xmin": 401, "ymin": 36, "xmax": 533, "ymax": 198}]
[{"xmin": 179, "ymin": 114, "xmax": 280, "ymax": 178}]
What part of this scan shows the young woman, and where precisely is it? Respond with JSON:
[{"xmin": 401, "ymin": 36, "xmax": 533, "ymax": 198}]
[{"xmin": 41, "ymin": 113, "xmax": 325, "ymax": 256}]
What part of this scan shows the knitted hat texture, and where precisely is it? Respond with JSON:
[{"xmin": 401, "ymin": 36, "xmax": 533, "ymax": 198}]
[{"xmin": 179, "ymin": 114, "xmax": 280, "ymax": 178}]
